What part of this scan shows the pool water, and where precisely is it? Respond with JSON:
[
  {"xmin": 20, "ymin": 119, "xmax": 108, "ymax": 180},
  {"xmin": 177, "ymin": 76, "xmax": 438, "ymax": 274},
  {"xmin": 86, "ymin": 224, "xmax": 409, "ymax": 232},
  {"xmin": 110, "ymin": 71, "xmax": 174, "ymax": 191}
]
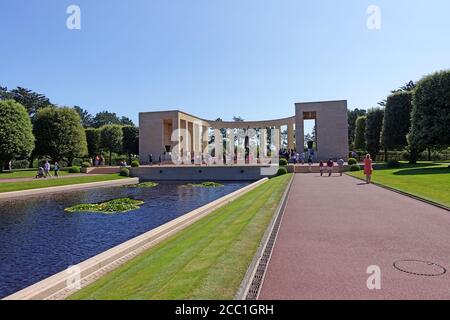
[{"xmin": 0, "ymin": 181, "xmax": 249, "ymax": 298}]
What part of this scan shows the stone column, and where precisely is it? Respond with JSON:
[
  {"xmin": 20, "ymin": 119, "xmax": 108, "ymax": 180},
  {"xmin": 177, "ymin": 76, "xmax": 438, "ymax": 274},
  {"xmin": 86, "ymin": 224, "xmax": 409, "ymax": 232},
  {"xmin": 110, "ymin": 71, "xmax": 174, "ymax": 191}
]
[
  {"xmin": 214, "ymin": 128, "xmax": 223, "ymax": 165},
  {"xmin": 288, "ymin": 122, "xmax": 294, "ymax": 150}
]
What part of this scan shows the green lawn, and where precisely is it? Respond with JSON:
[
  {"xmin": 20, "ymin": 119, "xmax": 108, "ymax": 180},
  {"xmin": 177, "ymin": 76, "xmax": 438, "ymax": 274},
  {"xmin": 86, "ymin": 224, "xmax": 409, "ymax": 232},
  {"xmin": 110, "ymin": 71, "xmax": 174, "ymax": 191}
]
[
  {"xmin": 70, "ymin": 174, "xmax": 292, "ymax": 300},
  {"xmin": 348, "ymin": 162, "xmax": 450, "ymax": 207},
  {"xmin": 0, "ymin": 169, "xmax": 72, "ymax": 179},
  {"xmin": 0, "ymin": 174, "xmax": 127, "ymax": 193}
]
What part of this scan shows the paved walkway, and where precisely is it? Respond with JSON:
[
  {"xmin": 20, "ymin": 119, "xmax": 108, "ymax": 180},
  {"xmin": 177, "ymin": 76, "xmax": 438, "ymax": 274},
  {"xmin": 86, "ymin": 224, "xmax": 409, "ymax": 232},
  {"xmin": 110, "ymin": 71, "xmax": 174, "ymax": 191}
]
[{"xmin": 259, "ymin": 173, "xmax": 450, "ymax": 300}]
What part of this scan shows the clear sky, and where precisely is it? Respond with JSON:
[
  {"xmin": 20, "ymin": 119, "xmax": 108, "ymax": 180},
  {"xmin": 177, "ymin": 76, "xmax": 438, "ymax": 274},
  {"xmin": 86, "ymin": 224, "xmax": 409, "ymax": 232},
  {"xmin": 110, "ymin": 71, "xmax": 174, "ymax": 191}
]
[{"xmin": 1, "ymin": 0, "xmax": 449, "ymax": 124}]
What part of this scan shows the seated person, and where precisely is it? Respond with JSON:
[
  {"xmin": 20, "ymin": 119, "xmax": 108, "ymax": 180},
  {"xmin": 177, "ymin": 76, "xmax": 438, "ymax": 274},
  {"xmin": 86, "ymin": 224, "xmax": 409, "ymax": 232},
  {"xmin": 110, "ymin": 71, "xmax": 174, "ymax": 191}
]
[{"xmin": 35, "ymin": 167, "xmax": 44, "ymax": 179}]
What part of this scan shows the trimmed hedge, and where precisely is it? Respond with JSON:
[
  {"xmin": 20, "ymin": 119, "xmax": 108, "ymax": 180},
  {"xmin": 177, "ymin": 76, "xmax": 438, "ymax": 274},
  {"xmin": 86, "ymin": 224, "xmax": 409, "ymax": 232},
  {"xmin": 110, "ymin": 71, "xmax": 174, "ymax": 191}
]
[
  {"xmin": 350, "ymin": 164, "xmax": 361, "ymax": 172},
  {"xmin": 131, "ymin": 160, "xmax": 140, "ymax": 168},
  {"xmin": 120, "ymin": 167, "xmax": 130, "ymax": 177},
  {"xmin": 279, "ymin": 158, "xmax": 288, "ymax": 166},
  {"xmin": 276, "ymin": 167, "xmax": 288, "ymax": 176},
  {"xmin": 81, "ymin": 162, "xmax": 91, "ymax": 168},
  {"xmin": 348, "ymin": 158, "xmax": 357, "ymax": 165},
  {"xmin": 68, "ymin": 166, "xmax": 81, "ymax": 173}
]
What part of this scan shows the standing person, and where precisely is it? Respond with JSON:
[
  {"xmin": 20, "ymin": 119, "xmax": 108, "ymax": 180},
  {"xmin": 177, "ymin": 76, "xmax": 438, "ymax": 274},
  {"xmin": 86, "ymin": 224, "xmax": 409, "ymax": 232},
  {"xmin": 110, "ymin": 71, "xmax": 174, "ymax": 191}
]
[
  {"xmin": 337, "ymin": 157, "xmax": 345, "ymax": 176},
  {"xmin": 308, "ymin": 155, "xmax": 313, "ymax": 172},
  {"xmin": 319, "ymin": 160, "xmax": 324, "ymax": 176},
  {"xmin": 44, "ymin": 160, "xmax": 51, "ymax": 178},
  {"xmin": 149, "ymin": 154, "xmax": 153, "ymax": 165},
  {"xmin": 8, "ymin": 160, "xmax": 12, "ymax": 171},
  {"xmin": 53, "ymin": 161, "xmax": 60, "ymax": 177},
  {"xmin": 327, "ymin": 159, "xmax": 334, "ymax": 177},
  {"xmin": 364, "ymin": 154, "xmax": 373, "ymax": 184}
]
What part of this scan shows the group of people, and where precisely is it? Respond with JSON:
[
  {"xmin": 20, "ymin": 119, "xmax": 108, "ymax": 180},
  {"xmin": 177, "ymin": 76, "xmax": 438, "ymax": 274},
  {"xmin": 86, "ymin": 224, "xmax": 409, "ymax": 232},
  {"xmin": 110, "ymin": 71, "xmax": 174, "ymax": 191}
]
[
  {"xmin": 35, "ymin": 161, "xmax": 60, "ymax": 179},
  {"xmin": 318, "ymin": 158, "xmax": 345, "ymax": 177}
]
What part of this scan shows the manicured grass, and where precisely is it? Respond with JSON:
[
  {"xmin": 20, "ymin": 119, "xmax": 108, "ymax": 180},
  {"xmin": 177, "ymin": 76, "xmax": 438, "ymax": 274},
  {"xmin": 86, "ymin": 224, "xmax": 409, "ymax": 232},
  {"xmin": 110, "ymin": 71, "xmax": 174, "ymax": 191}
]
[
  {"xmin": 0, "ymin": 170, "xmax": 71, "ymax": 179},
  {"xmin": 347, "ymin": 162, "xmax": 450, "ymax": 207},
  {"xmin": 70, "ymin": 174, "xmax": 292, "ymax": 300},
  {"xmin": 0, "ymin": 174, "xmax": 127, "ymax": 193}
]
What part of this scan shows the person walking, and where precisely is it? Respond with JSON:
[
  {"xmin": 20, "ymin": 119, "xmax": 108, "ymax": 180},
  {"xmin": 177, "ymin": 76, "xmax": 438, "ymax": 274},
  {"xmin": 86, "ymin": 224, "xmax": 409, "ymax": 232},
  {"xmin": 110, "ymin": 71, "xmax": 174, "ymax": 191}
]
[
  {"xmin": 327, "ymin": 159, "xmax": 334, "ymax": 177},
  {"xmin": 319, "ymin": 160, "xmax": 324, "ymax": 176},
  {"xmin": 44, "ymin": 160, "xmax": 51, "ymax": 178},
  {"xmin": 364, "ymin": 154, "xmax": 373, "ymax": 184},
  {"xmin": 53, "ymin": 161, "xmax": 60, "ymax": 177},
  {"xmin": 337, "ymin": 157, "xmax": 345, "ymax": 176}
]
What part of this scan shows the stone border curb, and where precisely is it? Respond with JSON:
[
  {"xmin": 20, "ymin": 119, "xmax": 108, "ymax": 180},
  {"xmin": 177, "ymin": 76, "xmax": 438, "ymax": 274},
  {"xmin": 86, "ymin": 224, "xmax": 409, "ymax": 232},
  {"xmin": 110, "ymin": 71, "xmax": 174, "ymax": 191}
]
[
  {"xmin": 235, "ymin": 173, "xmax": 294, "ymax": 300},
  {"xmin": 0, "ymin": 178, "xmax": 139, "ymax": 201},
  {"xmin": 3, "ymin": 178, "xmax": 269, "ymax": 300},
  {"xmin": 346, "ymin": 174, "xmax": 450, "ymax": 212}
]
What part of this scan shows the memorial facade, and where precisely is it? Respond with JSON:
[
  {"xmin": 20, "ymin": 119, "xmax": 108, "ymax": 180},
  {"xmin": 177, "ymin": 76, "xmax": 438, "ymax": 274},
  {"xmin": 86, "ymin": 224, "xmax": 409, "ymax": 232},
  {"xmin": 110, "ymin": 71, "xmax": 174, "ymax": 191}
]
[{"xmin": 139, "ymin": 100, "xmax": 348, "ymax": 165}]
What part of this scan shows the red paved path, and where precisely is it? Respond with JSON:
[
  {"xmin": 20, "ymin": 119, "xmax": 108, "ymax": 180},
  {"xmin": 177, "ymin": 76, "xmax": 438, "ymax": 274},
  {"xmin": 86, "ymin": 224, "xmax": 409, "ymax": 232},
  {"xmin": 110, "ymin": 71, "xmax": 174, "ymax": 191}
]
[{"xmin": 259, "ymin": 174, "xmax": 450, "ymax": 300}]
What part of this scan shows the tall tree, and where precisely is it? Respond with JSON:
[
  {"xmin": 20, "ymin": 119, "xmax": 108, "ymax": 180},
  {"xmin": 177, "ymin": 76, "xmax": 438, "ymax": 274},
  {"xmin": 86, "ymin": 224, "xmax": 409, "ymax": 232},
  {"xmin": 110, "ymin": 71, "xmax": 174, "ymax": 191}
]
[
  {"xmin": 100, "ymin": 124, "xmax": 123, "ymax": 165},
  {"xmin": 93, "ymin": 111, "xmax": 121, "ymax": 128},
  {"xmin": 9, "ymin": 87, "xmax": 53, "ymax": 119},
  {"xmin": 0, "ymin": 100, "xmax": 35, "ymax": 171},
  {"xmin": 74, "ymin": 106, "xmax": 94, "ymax": 128},
  {"xmin": 85, "ymin": 128, "xmax": 101, "ymax": 160},
  {"xmin": 348, "ymin": 108, "xmax": 367, "ymax": 148},
  {"xmin": 33, "ymin": 107, "xmax": 87, "ymax": 163},
  {"xmin": 119, "ymin": 116, "xmax": 135, "ymax": 127},
  {"xmin": 122, "ymin": 126, "xmax": 139, "ymax": 164},
  {"xmin": 380, "ymin": 91, "xmax": 413, "ymax": 160},
  {"xmin": 365, "ymin": 108, "xmax": 384, "ymax": 159},
  {"xmin": 409, "ymin": 70, "xmax": 450, "ymax": 157},
  {"xmin": 354, "ymin": 116, "xmax": 367, "ymax": 150}
]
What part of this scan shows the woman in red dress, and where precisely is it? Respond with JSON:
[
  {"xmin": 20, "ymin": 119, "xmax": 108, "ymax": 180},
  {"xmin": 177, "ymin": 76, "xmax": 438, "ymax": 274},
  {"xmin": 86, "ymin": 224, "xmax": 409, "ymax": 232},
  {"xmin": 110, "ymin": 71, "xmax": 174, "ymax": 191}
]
[{"xmin": 364, "ymin": 154, "xmax": 373, "ymax": 184}]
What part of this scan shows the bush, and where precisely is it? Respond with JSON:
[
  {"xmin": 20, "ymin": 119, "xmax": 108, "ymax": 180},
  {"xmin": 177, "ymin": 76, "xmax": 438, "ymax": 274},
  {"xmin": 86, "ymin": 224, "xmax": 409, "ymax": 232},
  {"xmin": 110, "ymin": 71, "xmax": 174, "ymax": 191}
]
[
  {"xmin": 348, "ymin": 158, "xmax": 357, "ymax": 165},
  {"xmin": 72, "ymin": 158, "xmax": 83, "ymax": 167},
  {"xmin": 350, "ymin": 164, "xmax": 361, "ymax": 172},
  {"xmin": 81, "ymin": 162, "xmax": 91, "ymax": 168},
  {"xmin": 68, "ymin": 166, "xmax": 81, "ymax": 173},
  {"xmin": 11, "ymin": 159, "xmax": 30, "ymax": 169},
  {"xmin": 131, "ymin": 160, "xmax": 140, "ymax": 167},
  {"xmin": 279, "ymin": 158, "xmax": 288, "ymax": 166},
  {"xmin": 276, "ymin": 167, "xmax": 288, "ymax": 176},
  {"xmin": 386, "ymin": 160, "xmax": 401, "ymax": 168},
  {"xmin": 120, "ymin": 167, "xmax": 130, "ymax": 177}
]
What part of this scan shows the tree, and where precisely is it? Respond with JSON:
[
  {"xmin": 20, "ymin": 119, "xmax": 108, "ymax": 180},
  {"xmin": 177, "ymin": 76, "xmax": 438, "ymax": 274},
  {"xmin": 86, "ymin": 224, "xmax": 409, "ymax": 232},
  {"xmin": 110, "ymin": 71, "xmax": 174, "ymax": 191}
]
[
  {"xmin": 100, "ymin": 124, "xmax": 123, "ymax": 165},
  {"xmin": 119, "ymin": 116, "xmax": 135, "ymax": 127},
  {"xmin": 9, "ymin": 87, "xmax": 53, "ymax": 119},
  {"xmin": 380, "ymin": 91, "xmax": 413, "ymax": 160},
  {"xmin": 348, "ymin": 108, "xmax": 367, "ymax": 148},
  {"xmin": 122, "ymin": 126, "xmax": 139, "ymax": 164},
  {"xmin": 0, "ymin": 86, "xmax": 12, "ymax": 100},
  {"xmin": 354, "ymin": 116, "xmax": 367, "ymax": 150},
  {"xmin": 93, "ymin": 111, "xmax": 121, "ymax": 128},
  {"xmin": 74, "ymin": 106, "xmax": 94, "ymax": 128},
  {"xmin": 85, "ymin": 128, "xmax": 101, "ymax": 159},
  {"xmin": 233, "ymin": 116, "xmax": 244, "ymax": 122},
  {"xmin": 409, "ymin": 70, "xmax": 450, "ymax": 157},
  {"xmin": 0, "ymin": 100, "xmax": 35, "ymax": 171},
  {"xmin": 365, "ymin": 108, "xmax": 384, "ymax": 159},
  {"xmin": 33, "ymin": 107, "xmax": 87, "ymax": 163}
]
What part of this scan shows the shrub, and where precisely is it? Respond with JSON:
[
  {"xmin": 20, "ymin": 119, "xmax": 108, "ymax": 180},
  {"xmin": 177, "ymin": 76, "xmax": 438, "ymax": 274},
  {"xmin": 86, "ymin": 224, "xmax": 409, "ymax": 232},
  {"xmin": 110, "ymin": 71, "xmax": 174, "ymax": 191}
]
[
  {"xmin": 72, "ymin": 158, "xmax": 83, "ymax": 167},
  {"xmin": 81, "ymin": 162, "xmax": 91, "ymax": 168},
  {"xmin": 386, "ymin": 160, "xmax": 401, "ymax": 168},
  {"xmin": 120, "ymin": 167, "xmax": 130, "ymax": 177},
  {"xmin": 350, "ymin": 164, "xmax": 360, "ymax": 172},
  {"xmin": 68, "ymin": 166, "xmax": 81, "ymax": 173},
  {"xmin": 276, "ymin": 167, "xmax": 288, "ymax": 176},
  {"xmin": 11, "ymin": 159, "xmax": 30, "ymax": 169},
  {"xmin": 131, "ymin": 160, "xmax": 140, "ymax": 167},
  {"xmin": 348, "ymin": 158, "xmax": 357, "ymax": 165},
  {"xmin": 279, "ymin": 158, "xmax": 288, "ymax": 166}
]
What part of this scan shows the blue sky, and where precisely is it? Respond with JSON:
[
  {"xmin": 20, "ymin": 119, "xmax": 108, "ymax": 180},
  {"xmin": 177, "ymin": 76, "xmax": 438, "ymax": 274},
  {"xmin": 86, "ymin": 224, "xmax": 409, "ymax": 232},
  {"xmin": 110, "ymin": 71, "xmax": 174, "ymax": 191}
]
[{"xmin": 1, "ymin": 0, "xmax": 449, "ymax": 124}]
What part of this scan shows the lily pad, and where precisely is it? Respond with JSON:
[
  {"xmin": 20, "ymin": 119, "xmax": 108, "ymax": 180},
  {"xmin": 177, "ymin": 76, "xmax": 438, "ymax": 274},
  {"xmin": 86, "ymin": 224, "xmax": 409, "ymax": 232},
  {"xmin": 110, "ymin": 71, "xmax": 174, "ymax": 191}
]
[
  {"xmin": 127, "ymin": 182, "xmax": 159, "ymax": 188},
  {"xmin": 65, "ymin": 198, "xmax": 144, "ymax": 214},
  {"xmin": 183, "ymin": 182, "xmax": 224, "ymax": 188}
]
